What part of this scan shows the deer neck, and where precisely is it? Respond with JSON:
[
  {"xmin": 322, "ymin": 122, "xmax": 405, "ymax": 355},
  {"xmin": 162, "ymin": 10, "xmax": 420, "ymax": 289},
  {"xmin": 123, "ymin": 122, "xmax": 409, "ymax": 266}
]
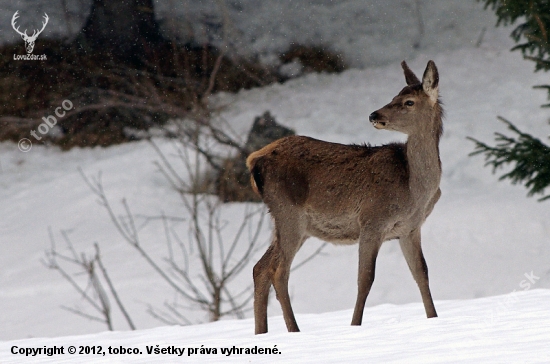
[{"xmin": 405, "ymin": 117, "xmax": 441, "ymax": 200}]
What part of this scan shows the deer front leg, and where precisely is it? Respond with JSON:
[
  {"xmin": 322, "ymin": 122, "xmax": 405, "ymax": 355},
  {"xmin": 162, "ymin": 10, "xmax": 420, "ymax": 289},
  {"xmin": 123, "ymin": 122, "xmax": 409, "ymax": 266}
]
[
  {"xmin": 399, "ymin": 229, "xmax": 437, "ymax": 318},
  {"xmin": 351, "ymin": 232, "xmax": 382, "ymax": 326}
]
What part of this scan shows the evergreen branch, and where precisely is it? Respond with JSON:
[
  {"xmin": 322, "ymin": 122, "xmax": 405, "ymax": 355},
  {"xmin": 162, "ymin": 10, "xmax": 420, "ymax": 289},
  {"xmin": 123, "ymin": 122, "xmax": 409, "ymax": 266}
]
[{"xmin": 468, "ymin": 116, "xmax": 550, "ymax": 201}]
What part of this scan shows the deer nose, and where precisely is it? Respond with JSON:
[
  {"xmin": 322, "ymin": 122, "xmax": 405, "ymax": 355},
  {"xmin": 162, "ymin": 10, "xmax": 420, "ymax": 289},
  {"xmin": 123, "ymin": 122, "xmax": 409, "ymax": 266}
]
[{"xmin": 369, "ymin": 112, "xmax": 379, "ymax": 122}]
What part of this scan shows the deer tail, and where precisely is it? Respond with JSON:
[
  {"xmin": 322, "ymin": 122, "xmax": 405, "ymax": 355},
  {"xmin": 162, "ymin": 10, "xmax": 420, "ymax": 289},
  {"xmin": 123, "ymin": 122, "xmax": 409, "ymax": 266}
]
[
  {"xmin": 246, "ymin": 149, "xmax": 267, "ymax": 197},
  {"xmin": 247, "ymin": 140, "xmax": 283, "ymax": 197}
]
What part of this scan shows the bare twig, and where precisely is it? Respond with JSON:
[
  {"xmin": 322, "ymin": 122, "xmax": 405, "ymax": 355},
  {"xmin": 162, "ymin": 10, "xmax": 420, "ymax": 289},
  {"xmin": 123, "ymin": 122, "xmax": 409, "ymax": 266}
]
[
  {"xmin": 202, "ymin": 50, "xmax": 226, "ymax": 103},
  {"xmin": 94, "ymin": 243, "xmax": 136, "ymax": 330}
]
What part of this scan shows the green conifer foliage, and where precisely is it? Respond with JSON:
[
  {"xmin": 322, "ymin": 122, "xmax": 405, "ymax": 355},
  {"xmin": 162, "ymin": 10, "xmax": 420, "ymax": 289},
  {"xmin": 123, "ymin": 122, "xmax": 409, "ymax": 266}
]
[
  {"xmin": 469, "ymin": 117, "xmax": 550, "ymax": 201},
  {"xmin": 470, "ymin": 0, "xmax": 550, "ymax": 201},
  {"xmin": 481, "ymin": 0, "xmax": 550, "ymax": 71}
]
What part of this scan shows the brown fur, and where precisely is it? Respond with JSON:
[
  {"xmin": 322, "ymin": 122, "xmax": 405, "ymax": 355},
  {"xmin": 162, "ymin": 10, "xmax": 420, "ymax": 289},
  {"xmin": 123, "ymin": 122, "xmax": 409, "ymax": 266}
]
[{"xmin": 248, "ymin": 61, "xmax": 443, "ymax": 334}]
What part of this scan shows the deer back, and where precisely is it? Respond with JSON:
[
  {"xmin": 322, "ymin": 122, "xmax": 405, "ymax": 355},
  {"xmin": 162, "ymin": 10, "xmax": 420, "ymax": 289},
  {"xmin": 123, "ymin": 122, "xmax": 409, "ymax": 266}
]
[{"xmin": 247, "ymin": 136, "xmax": 412, "ymax": 222}]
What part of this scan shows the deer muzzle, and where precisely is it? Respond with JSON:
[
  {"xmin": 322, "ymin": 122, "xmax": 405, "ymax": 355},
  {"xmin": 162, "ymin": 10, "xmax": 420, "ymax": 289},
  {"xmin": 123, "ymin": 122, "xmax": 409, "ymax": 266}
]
[{"xmin": 369, "ymin": 112, "xmax": 386, "ymax": 128}]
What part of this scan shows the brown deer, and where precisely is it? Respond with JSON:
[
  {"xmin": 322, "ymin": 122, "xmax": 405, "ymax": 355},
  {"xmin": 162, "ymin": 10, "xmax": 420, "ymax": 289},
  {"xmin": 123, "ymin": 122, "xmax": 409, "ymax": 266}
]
[{"xmin": 246, "ymin": 60, "xmax": 443, "ymax": 334}]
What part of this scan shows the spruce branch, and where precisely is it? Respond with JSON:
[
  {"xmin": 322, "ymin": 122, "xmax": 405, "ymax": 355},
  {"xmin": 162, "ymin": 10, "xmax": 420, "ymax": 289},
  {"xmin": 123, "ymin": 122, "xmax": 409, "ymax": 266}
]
[{"xmin": 468, "ymin": 116, "xmax": 550, "ymax": 201}]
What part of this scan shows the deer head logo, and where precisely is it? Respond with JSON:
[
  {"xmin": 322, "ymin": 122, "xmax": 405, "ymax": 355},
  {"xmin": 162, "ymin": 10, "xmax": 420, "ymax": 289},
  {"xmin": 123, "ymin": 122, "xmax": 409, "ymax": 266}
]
[{"xmin": 11, "ymin": 11, "xmax": 49, "ymax": 54}]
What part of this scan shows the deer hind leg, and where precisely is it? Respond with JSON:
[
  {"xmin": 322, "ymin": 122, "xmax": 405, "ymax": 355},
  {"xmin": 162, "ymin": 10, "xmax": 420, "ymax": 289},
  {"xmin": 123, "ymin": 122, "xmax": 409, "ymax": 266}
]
[
  {"xmin": 253, "ymin": 227, "xmax": 304, "ymax": 334},
  {"xmin": 253, "ymin": 244, "xmax": 276, "ymax": 334},
  {"xmin": 351, "ymin": 230, "xmax": 383, "ymax": 326},
  {"xmin": 273, "ymin": 224, "xmax": 306, "ymax": 333},
  {"xmin": 399, "ymin": 229, "xmax": 438, "ymax": 318}
]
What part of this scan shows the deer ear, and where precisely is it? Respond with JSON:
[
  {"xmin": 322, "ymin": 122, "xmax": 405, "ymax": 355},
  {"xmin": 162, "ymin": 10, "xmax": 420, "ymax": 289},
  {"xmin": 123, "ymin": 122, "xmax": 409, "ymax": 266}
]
[
  {"xmin": 422, "ymin": 60, "xmax": 439, "ymax": 105},
  {"xmin": 401, "ymin": 61, "xmax": 420, "ymax": 86}
]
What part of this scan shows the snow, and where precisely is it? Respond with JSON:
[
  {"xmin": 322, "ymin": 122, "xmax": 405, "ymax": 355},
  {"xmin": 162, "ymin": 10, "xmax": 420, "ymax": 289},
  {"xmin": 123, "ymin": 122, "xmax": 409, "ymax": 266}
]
[
  {"xmin": 154, "ymin": 0, "xmax": 506, "ymax": 68},
  {"xmin": 1, "ymin": 290, "xmax": 549, "ymax": 363},
  {"xmin": 1, "ymin": 0, "xmax": 508, "ymax": 68},
  {"xmin": 1, "ymin": 0, "xmax": 550, "ymax": 362}
]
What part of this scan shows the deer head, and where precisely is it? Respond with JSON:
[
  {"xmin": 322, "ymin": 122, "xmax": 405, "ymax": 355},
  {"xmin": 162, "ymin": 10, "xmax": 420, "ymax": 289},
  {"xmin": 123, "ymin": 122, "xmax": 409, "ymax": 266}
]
[
  {"xmin": 369, "ymin": 61, "xmax": 441, "ymax": 137},
  {"xmin": 12, "ymin": 11, "xmax": 49, "ymax": 54}
]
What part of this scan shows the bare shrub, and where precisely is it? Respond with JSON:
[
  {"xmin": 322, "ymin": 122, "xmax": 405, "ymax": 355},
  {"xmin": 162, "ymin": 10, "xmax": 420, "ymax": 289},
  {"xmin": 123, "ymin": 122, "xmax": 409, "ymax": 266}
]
[
  {"xmin": 0, "ymin": 40, "xmax": 276, "ymax": 149},
  {"xmin": 44, "ymin": 230, "xmax": 135, "ymax": 331},
  {"xmin": 45, "ymin": 113, "xmax": 327, "ymax": 328}
]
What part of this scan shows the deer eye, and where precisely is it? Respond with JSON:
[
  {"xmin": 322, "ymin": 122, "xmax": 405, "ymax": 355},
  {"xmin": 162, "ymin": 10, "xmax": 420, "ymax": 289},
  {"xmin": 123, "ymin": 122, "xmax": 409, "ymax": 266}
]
[{"xmin": 404, "ymin": 100, "xmax": 414, "ymax": 106}]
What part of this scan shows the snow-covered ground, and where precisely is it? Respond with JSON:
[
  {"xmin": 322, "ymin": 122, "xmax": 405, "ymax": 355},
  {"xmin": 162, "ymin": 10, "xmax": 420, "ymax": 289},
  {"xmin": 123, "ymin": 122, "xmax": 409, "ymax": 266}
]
[
  {"xmin": 1, "ymin": 0, "xmax": 550, "ymax": 362},
  {"xmin": 1, "ymin": 289, "xmax": 549, "ymax": 363}
]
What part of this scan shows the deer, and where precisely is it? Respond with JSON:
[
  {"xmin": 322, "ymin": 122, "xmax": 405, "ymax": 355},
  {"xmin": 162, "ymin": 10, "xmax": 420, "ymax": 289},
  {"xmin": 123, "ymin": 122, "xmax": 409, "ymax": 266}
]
[
  {"xmin": 11, "ymin": 11, "xmax": 49, "ymax": 54},
  {"xmin": 246, "ymin": 60, "xmax": 443, "ymax": 334}
]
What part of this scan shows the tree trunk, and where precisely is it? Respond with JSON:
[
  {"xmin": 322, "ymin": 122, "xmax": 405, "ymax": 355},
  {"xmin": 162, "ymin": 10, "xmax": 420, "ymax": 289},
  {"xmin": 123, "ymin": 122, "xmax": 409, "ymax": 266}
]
[{"xmin": 74, "ymin": 0, "xmax": 165, "ymax": 65}]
